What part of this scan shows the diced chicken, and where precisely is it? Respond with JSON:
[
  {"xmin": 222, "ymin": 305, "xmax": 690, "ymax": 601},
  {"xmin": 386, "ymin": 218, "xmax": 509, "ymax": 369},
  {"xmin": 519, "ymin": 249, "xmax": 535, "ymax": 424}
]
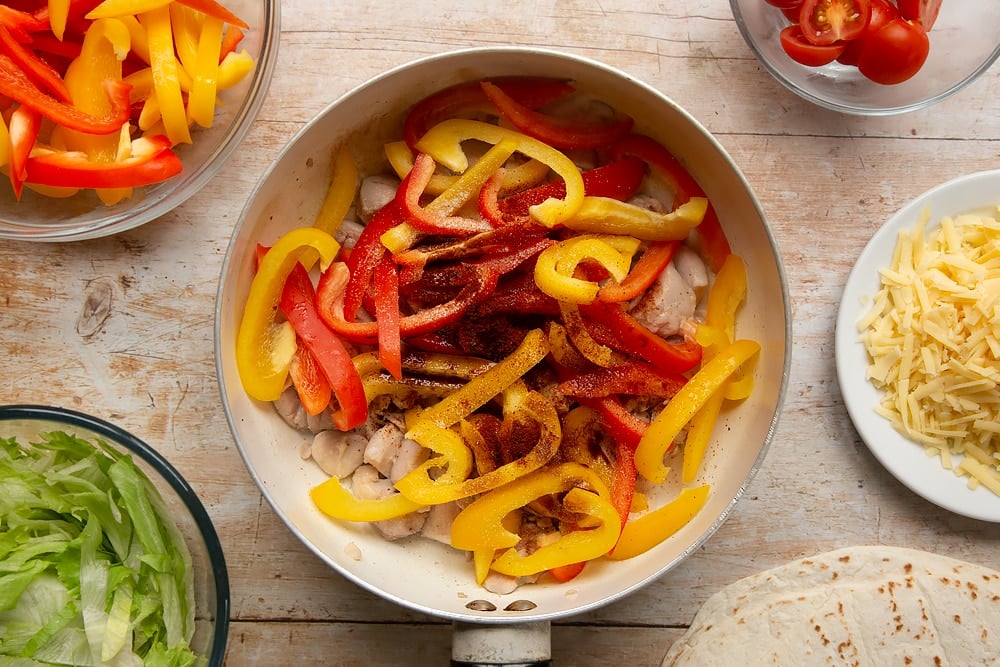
[
  {"xmin": 628, "ymin": 193, "xmax": 667, "ymax": 214},
  {"xmin": 374, "ymin": 510, "xmax": 427, "ymax": 541},
  {"xmin": 390, "ymin": 438, "xmax": 430, "ymax": 484},
  {"xmin": 334, "ymin": 218, "xmax": 366, "ymax": 249},
  {"xmin": 364, "ymin": 424, "xmax": 404, "ymax": 477},
  {"xmin": 351, "ymin": 464, "xmax": 395, "ymax": 500},
  {"xmin": 482, "ymin": 571, "xmax": 520, "ymax": 595},
  {"xmin": 673, "ymin": 244, "xmax": 709, "ymax": 298},
  {"xmin": 273, "ymin": 386, "xmax": 334, "ymax": 433},
  {"xmin": 420, "ymin": 501, "xmax": 462, "ymax": 545},
  {"xmin": 310, "ymin": 430, "xmax": 367, "ymax": 479},
  {"xmin": 357, "ymin": 174, "xmax": 400, "ymax": 223},
  {"xmin": 629, "ymin": 262, "xmax": 696, "ymax": 338}
]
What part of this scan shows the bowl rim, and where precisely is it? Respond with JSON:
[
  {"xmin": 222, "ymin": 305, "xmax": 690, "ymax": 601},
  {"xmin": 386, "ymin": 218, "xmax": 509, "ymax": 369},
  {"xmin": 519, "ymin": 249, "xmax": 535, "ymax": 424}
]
[
  {"xmin": 729, "ymin": 0, "xmax": 1000, "ymax": 116},
  {"xmin": 0, "ymin": 0, "xmax": 282, "ymax": 242},
  {"xmin": 0, "ymin": 404, "xmax": 231, "ymax": 664}
]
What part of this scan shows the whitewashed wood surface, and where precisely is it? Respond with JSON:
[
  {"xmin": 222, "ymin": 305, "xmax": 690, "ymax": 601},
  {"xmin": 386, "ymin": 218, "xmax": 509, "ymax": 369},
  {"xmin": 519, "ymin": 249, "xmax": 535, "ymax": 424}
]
[{"xmin": 1, "ymin": 1, "xmax": 999, "ymax": 665}]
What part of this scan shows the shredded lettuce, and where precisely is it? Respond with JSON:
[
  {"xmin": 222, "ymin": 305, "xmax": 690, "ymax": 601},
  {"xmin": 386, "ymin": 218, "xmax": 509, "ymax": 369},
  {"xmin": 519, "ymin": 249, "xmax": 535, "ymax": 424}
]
[{"xmin": 0, "ymin": 431, "xmax": 202, "ymax": 666}]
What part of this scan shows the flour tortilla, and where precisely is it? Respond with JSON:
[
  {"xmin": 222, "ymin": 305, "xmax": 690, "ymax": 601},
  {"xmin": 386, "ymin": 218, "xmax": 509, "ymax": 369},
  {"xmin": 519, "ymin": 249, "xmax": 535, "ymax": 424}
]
[{"xmin": 661, "ymin": 546, "xmax": 1000, "ymax": 666}]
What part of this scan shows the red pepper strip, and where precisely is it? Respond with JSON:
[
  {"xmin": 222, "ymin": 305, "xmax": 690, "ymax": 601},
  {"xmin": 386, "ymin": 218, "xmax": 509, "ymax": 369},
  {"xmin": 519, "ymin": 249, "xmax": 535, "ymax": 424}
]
[
  {"xmin": 373, "ymin": 254, "xmax": 403, "ymax": 379},
  {"xmin": 176, "ymin": 0, "xmax": 249, "ymax": 29},
  {"xmin": 0, "ymin": 6, "xmax": 46, "ymax": 42},
  {"xmin": 397, "ymin": 152, "xmax": 492, "ymax": 236},
  {"xmin": 581, "ymin": 299, "xmax": 702, "ymax": 374},
  {"xmin": 611, "ymin": 133, "xmax": 731, "ymax": 272},
  {"xmin": 279, "ymin": 263, "xmax": 368, "ymax": 431},
  {"xmin": 0, "ymin": 24, "xmax": 71, "ymax": 102},
  {"xmin": 317, "ymin": 261, "xmax": 499, "ymax": 343},
  {"xmin": 482, "ymin": 80, "xmax": 634, "ymax": 151},
  {"xmin": 598, "ymin": 240, "xmax": 678, "ymax": 303},
  {"xmin": 557, "ymin": 361, "xmax": 687, "ymax": 400},
  {"xmin": 7, "ymin": 103, "xmax": 40, "ymax": 198},
  {"xmin": 472, "ymin": 271, "xmax": 560, "ymax": 318},
  {"xmin": 403, "ymin": 76, "xmax": 576, "ymax": 150},
  {"xmin": 219, "ymin": 25, "xmax": 244, "ymax": 62},
  {"xmin": 609, "ymin": 437, "xmax": 638, "ymax": 536},
  {"xmin": 25, "ymin": 134, "xmax": 182, "ymax": 189},
  {"xmin": 548, "ymin": 561, "xmax": 585, "ymax": 583},
  {"xmin": 406, "ymin": 328, "xmax": 464, "ymax": 355},
  {"xmin": 343, "ymin": 200, "xmax": 404, "ymax": 321},
  {"xmin": 0, "ymin": 55, "xmax": 130, "ymax": 134},
  {"xmin": 496, "ymin": 157, "xmax": 647, "ymax": 226},
  {"xmin": 394, "ymin": 222, "xmax": 548, "ymax": 268},
  {"xmin": 27, "ymin": 35, "xmax": 84, "ymax": 61},
  {"xmin": 289, "ymin": 343, "xmax": 332, "ymax": 417},
  {"xmin": 477, "ymin": 166, "xmax": 507, "ymax": 227}
]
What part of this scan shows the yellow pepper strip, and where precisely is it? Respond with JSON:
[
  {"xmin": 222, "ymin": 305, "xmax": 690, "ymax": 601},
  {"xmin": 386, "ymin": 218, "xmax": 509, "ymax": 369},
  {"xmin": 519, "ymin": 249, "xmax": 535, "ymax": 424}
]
[
  {"xmin": 187, "ymin": 15, "xmax": 224, "ymax": 128},
  {"xmin": 141, "ymin": 7, "xmax": 192, "ymax": 145},
  {"xmin": 461, "ymin": 418, "xmax": 497, "ymax": 476},
  {"xmin": 381, "ymin": 139, "xmax": 519, "ymax": 254},
  {"xmin": 534, "ymin": 234, "xmax": 641, "ymax": 304},
  {"xmin": 471, "ymin": 510, "xmax": 521, "ymax": 585},
  {"xmin": 48, "ymin": 0, "xmax": 71, "ymax": 40},
  {"xmin": 557, "ymin": 303, "xmax": 621, "ymax": 368},
  {"xmin": 353, "ymin": 350, "xmax": 494, "ymax": 381},
  {"xmin": 606, "ymin": 485, "xmax": 709, "ymax": 561},
  {"xmin": 0, "ymin": 113, "xmax": 9, "ymax": 168},
  {"xmin": 451, "ymin": 462, "xmax": 610, "ymax": 552},
  {"xmin": 310, "ymin": 477, "xmax": 425, "ymax": 522},
  {"xmin": 169, "ymin": 2, "xmax": 202, "ymax": 79},
  {"xmin": 118, "ymin": 15, "xmax": 150, "ymax": 64},
  {"xmin": 705, "ymin": 254, "xmax": 747, "ymax": 348},
  {"xmin": 137, "ymin": 92, "xmax": 162, "ymax": 131},
  {"xmin": 561, "ymin": 406, "xmax": 614, "ymax": 491},
  {"xmin": 313, "ymin": 146, "xmax": 358, "ymax": 236},
  {"xmin": 217, "ymin": 49, "xmax": 254, "ymax": 89},
  {"xmin": 681, "ymin": 391, "xmax": 724, "ymax": 485},
  {"xmin": 635, "ymin": 339, "xmax": 761, "ymax": 484},
  {"xmin": 384, "ymin": 140, "xmax": 551, "ymax": 197},
  {"xmin": 412, "ymin": 328, "xmax": 549, "ymax": 429},
  {"xmin": 415, "ymin": 119, "xmax": 585, "ymax": 228},
  {"xmin": 564, "ymin": 196, "xmax": 708, "ymax": 241},
  {"xmin": 236, "ymin": 227, "xmax": 341, "ymax": 402},
  {"xmin": 545, "ymin": 321, "xmax": 592, "ymax": 370},
  {"xmin": 89, "ymin": 0, "xmax": 174, "ymax": 19},
  {"xmin": 124, "ymin": 67, "xmax": 155, "ymax": 104},
  {"xmin": 395, "ymin": 391, "xmax": 561, "ymax": 505},
  {"xmin": 62, "ymin": 18, "xmax": 132, "ymax": 205}
]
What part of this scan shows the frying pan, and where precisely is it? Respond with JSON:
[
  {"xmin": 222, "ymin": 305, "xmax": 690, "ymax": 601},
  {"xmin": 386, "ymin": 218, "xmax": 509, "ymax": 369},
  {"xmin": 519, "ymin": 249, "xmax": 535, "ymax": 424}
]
[{"xmin": 214, "ymin": 47, "xmax": 791, "ymax": 664}]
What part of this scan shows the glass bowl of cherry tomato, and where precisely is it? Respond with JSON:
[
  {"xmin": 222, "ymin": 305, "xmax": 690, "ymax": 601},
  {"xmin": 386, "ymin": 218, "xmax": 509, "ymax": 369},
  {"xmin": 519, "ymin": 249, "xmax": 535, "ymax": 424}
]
[
  {"xmin": 730, "ymin": 0, "xmax": 1000, "ymax": 115},
  {"xmin": 0, "ymin": 0, "xmax": 279, "ymax": 242}
]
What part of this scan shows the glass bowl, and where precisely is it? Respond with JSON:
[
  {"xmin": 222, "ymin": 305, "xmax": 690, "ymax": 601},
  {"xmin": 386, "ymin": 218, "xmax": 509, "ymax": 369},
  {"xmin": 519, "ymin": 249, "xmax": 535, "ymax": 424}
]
[
  {"xmin": 730, "ymin": 0, "xmax": 1000, "ymax": 115},
  {"xmin": 0, "ymin": 0, "xmax": 280, "ymax": 242},
  {"xmin": 0, "ymin": 404, "xmax": 229, "ymax": 665}
]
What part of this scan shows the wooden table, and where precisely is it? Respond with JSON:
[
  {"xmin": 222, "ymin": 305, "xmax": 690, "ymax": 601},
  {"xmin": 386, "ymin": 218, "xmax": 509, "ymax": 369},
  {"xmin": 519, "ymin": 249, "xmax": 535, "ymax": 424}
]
[{"xmin": 2, "ymin": 1, "xmax": 999, "ymax": 664}]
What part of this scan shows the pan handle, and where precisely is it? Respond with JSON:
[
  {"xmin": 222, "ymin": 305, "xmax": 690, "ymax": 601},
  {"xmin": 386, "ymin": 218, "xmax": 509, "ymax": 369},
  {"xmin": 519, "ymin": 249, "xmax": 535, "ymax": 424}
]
[{"xmin": 451, "ymin": 620, "xmax": 552, "ymax": 666}]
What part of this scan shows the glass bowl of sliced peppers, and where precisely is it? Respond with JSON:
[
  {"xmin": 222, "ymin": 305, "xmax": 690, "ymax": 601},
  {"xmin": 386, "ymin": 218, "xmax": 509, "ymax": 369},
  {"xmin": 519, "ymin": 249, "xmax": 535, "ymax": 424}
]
[
  {"xmin": 0, "ymin": 0, "xmax": 279, "ymax": 241},
  {"xmin": 214, "ymin": 46, "xmax": 791, "ymax": 641},
  {"xmin": 731, "ymin": 0, "xmax": 1000, "ymax": 115}
]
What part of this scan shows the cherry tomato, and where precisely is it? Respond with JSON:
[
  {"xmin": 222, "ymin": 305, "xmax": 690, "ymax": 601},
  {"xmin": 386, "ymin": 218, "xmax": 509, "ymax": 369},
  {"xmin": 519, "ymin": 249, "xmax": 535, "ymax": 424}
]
[
  {"xmin": 897, "ymin": 0, "xmax": 941, "ymax": 30},
  {"xmin": 836, "ymin": 0, "xmax": 898, "ymax": 66},
  {"xmin": 799, "ymin": 0, "xmax": 871, "ymax": 45},
  {"xmin": 779, "ymin": 25, "xmax": 847, "ymax": 67},
  {"xmin": 856, "ymin": 17, "xmax": 930, "ymax": 84},
  {"xmin": 780, "ymin": 5, "xmax": 804, "ymax": 22}
]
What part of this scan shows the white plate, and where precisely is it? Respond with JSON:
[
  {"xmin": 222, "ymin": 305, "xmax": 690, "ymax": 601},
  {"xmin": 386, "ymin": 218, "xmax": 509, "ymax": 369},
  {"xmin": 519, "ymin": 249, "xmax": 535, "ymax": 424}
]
[{"xmin": 835, "ymin": 169, "xmax": 1000, "ymax": 523}]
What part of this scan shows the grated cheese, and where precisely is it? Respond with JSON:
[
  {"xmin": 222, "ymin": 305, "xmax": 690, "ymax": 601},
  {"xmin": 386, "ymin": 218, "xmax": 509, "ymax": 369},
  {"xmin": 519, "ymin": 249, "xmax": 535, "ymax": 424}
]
[{"xmin": 859, "ymin": 206, "xmax": 1000, "ymax": 496}]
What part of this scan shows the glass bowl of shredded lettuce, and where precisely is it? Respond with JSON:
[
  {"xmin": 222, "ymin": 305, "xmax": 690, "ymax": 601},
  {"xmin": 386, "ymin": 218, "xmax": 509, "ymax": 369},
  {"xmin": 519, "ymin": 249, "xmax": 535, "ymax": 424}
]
[{"xmin": 0, "ymin": 405, "xmax": 228, "ymax": 666}]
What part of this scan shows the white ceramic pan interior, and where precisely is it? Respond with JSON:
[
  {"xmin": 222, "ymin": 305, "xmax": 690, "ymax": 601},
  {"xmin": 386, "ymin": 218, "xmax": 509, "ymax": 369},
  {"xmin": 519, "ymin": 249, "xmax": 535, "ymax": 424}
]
[{"xmin": 214, "ymin": 47, "xmax": 790, "ymax": 631}]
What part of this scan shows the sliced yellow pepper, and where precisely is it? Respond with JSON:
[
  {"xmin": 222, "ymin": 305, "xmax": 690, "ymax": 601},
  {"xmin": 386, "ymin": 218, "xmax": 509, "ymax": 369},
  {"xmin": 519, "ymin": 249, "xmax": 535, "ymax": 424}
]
[
  {"xmin": 313, "ymin": 146, "xmax": 358, "ymax": 236},
  {"xmin": 381, "ymin": 138, "xmax": 519, "ymax": 253},
  {"xmin": 0, "ymin": 113, "xmax": 9, "ymax": 168},
  {"xmin": 217, "ymin": 49, "xmax": 254, "ymax": 89},
  {"xmin": 534, "ymin": 234, "xmax": 641, "ymax": 304},
  {"xmin": 310, "ymin": 477, "xmax": 425, "ymax": 522},
  {"xmin": 564, "ymin": 196, "xmax": 708, "ymax": 241},
  {"xmin": 606, "ymin": 485, "xmax": 710, "ymax": 560},
  {"xmin": 635, "ymin": 339, "xmax": 761, "ymax": 484},
  {"xmin": 187, "ymin": 15, "xmax": 224, "ymax": 128},
  {"xmin": 236, "ymin": 227, "xmax": 341, "ymax": 402},
  {"xmin": 48, "ymin": 0, "xmax": 71, "ymax": 40},
  {"xmin": 395, "ymin": 391, "xmax": 561, "ymax": 505},
  {"xmin": 88, "ymin": 0, "xmax": 175, "ymax": 19},
  {"xmin": 415, "ymin": 119, "xmax": 584, "ymax": 228},
  {"xmin": 141, "ymin": 6, "xmax": 192, "ymax": 145},
  {"xmin": 556, "ymin": 303, "xmax": 620, "ymax": 368}
]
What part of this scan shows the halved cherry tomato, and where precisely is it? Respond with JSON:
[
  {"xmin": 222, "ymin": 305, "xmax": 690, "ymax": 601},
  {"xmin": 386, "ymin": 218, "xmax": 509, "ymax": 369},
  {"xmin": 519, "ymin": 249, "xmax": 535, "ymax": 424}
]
[
  {"xmin": 897, "ymin": 0, "xmax": 941, "ymax": 30},
  {"xmin": 836, "ymin": 0, "xmax": 898, "ymax": 66},
  {"xmin": 856, "ymin": 17, "xmax": 929, "ymax": 85},
  {"xmin": 779, "ymin": 24, "xmax": 846, "ymax": 67},
  {"xmin": 799, "ymin": 0, "xmax": 871, "ymax": 46},
  {"xmin": 780, "ymin": 4, "xmax": 804, "ymax": 22}
]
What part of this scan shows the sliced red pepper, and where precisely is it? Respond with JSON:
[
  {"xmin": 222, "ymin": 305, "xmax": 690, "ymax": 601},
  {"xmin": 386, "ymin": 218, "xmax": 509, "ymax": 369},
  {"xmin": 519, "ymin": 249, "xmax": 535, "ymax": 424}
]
[
  {"xmin": 373, "ymin": 253, "xmax": 403, "ymax": 379},
  {"xmin": 289, "ymin": 343, "xmax": 333, "ymax": 416},
  {"xmin": 0, "ymin": 24, "xmax": 71, "ymax": 102},
  {"xmin": 471, "ymin": 271, "xmax": 560, "ymax": 318},
  {"xmin": 25, "ymin": 134, "xmax": 183, "ymax": 189},
  {"xmin": 482, "ymin": 80, "xmax": 634, "ymax": 151},
  {"xmin": 598, "ymin": 240, "xmax": 678, "ymax": 303},
  {"xmin": 394, "ymin": 222, "xmax": 549, "ymax": 269},
  {"xmin": 219, "ymin": 25, "xmax": 245, "ymax": 62},
  {"xmin": 279, "ymin": 263, "xmax": 368, "ymax": 431},
  {"xmin": 176, "ymin": 0, "xmax": 249, "ymax": 29},
  {"xmin": 343, "ymin": 200, "xmax": 404, "ymax": 321},
  {"xmin": 557, "ymin": 361, "xmax": 687, "ymax": 400},
  {"xmin": 0, "ymin": 6, "xmax": 47, "ymax": 42},
  {"xmin": 611, "ymin": 133, "xmax": 731, "ymax": 272},
  {"xmin": 7, "ymin": 103, "xmax": 41, "ymax": 198},
  {"xmin": 28, "ymin": 34, "xmax": 84, "ymax": 62},
  {"xmin": 0, "ymin": 54, "xmax": 130, "ymax": 134},
  {"xmin": 403, "ymin": 76, "xmax": 576, "ymax": 150},
  {"xmin": 609, "ymin": 436, "xmax": 638, "ymax": 538},
  {"xmin": 495, "ymin": 156, "xmax": 646, "ymax": 226},
  {"xmin": 397, "ymin": 152, "xmax": 492, "ymax": 237},
  {"xmin": 581, "ymin": 299, "xmax": 702, "ymax": 374},
  {"xmin": 548, "ymin": 561, "xmax": 586, "ymax": 583}
]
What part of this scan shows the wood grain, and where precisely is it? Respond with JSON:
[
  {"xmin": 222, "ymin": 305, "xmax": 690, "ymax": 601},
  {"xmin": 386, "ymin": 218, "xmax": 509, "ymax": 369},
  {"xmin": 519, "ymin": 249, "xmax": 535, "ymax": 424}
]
[{"xmin": 0, "ymin": 1, "xmax": 998, "ymax": 664}]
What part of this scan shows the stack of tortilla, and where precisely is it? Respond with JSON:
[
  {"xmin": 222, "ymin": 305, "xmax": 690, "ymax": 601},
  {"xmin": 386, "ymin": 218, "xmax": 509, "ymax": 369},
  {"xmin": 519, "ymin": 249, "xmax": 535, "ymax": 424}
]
[{"xmin": 662, "ymin": 546, "xmax": 1000, "ymax": 666}]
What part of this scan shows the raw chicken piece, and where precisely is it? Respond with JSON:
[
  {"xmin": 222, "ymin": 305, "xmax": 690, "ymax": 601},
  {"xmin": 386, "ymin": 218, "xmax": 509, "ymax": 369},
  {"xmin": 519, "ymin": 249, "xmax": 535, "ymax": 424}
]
[
  {"xmin": 334, "ymin": 218, "xmax": 366, "ymax": 249},
  {"xmin": 390, "ymin": 438, "xmax": 430, "ymax": 483},
  {"xmin": 351, "ymin": 465, "xmax": 427, "ymax": 540},
  {"xmin": 421, "ymin": 501, "xmax": 462, "ymax": 544},
  {"xmin": 357, "ymin": 175, "xmax": 400, "ymax": 223},
  {"xmin": 364, "ymin": 424, "xmax": 405, "ymax": 477},
  {"xmin": 310, "ymin": 430, "xmax": 367, "ymax": 479},
  {"xmin": 629, "ymin": 262, "xmax": 696, "ymax": 338},
  {"xmin": 673, "ymin": 244, "xmax": 709, "ymax": 298}
]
